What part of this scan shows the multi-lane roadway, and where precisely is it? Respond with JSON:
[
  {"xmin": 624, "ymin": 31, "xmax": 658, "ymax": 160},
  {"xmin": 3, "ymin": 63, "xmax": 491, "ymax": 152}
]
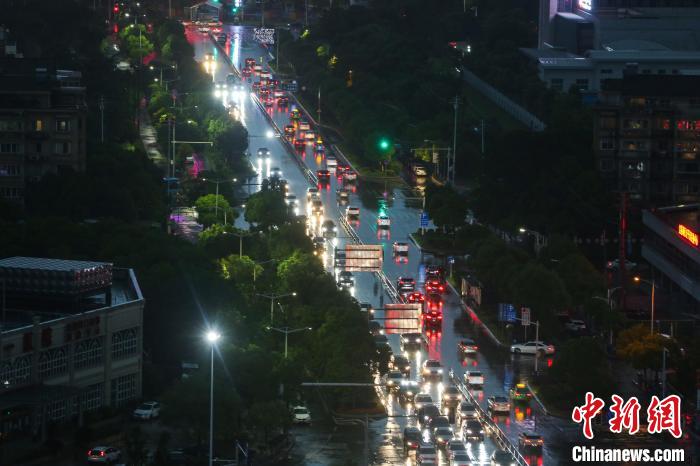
[{"xmin": 186, "ymin": 24, "xmax": 560, "ymax": 465}]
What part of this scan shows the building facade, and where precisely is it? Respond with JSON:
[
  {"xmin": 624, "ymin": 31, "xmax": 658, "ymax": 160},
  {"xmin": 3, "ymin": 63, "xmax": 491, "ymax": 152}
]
[
  {"xmin": 0, "ymin": 63, "xmax": 87, "ymax": 204},
  {"xmin": 0, "ymin": 257, "xmax": 144, "ymax": 446},
  {"xmin": 594, "ymin": 75, "xmax": 700, "ymax": 204},
  {"xmin": 528, "ymin": 1, "xmax": 700, "ymax": 92},
  {"xmin": 642, "ymin": 205, "xmax": 700, "ymax": 319}
]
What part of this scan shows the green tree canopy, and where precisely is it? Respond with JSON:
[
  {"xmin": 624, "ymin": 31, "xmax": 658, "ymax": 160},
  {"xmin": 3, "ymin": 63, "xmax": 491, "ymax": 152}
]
[
  {"xmin": 244, "ymin": 189, "xmax": 290, "ymax": 229},
  {"xmin": 195, "ymin": 194, "xmax": 234, "ymax": 227}
]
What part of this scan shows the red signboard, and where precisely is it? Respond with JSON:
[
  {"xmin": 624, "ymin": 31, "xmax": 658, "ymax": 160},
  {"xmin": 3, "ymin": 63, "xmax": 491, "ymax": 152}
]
[{"xmin": 677, "ymin": 224, "xmax": 699, "ymax": 247}]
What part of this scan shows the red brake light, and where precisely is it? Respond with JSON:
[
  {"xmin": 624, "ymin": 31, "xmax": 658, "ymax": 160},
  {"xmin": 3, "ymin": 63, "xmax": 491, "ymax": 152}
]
[{"xmin": 100, "ymin": 451, "xmax": 105, "ymax": 457}]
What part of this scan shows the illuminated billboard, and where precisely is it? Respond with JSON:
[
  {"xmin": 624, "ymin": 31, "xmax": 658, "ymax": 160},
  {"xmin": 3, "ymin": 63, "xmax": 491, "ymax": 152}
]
[
  {"xmin": 578, "ymin": 0, "xmax": 592, "ymax": 11},
  {"xmin": 677, "ymin": 224, "xmax": 699, "ymax": 247}
]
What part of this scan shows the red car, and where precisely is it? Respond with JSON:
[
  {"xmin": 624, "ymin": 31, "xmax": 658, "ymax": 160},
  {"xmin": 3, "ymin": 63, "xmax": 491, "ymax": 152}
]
[
  {"xmin": 423, "ymin": 309, "xmax": 442, "ymax": 327},
  {"xmin": 425, "ymin": 279, "xmax": 445, "ymax": 294},
  {"xmin": 407, "ymin": 292, "xmax": 425, "ymax": 303},
  {"xmin": 317, "ymin": 169, "xmax": 331, "ymax": 181}
]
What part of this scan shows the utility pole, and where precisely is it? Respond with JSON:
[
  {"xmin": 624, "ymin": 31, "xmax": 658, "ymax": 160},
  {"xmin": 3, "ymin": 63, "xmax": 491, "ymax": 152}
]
[
  {"xmin": 480, "ymin": 119, "xmax": 485, "ymax": 154},
  {"xmin": 305, "ymin": 0, "xmax": 309, "ymax": 26},
  {"xmin": 317, "ymin": 87, "xmax": 321, "ymax": 126},
  {"xmin": 276, "ymin": 29, "xmax": 280, "ymax": 71},
  {"xmin": 534, "ymin": 320, "xmax": 540, "ymax": 373},
  {"xmin": 99, "ymin": 95, "xmax": 105, "ymax": 143},
  {"xmin": 447, "ymin": 96, "xmax": 459, "ymax": 185},
  {"xmin": 619, "ymin": 193, "xmax": 628, "ymax": 308}
]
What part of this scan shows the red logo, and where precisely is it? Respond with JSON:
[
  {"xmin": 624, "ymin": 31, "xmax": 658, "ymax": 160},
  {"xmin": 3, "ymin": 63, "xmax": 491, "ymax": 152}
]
[
  {"xmin": 572, "ymin": 392, "xmax": 605, "ymax": 440},
  {"xmin": 647, "ymin": 395, "xmax": 682, "ymax": 438},
  {"xmin": 609, "ymin": 395, "xmax": 641, "ymax": 435}
]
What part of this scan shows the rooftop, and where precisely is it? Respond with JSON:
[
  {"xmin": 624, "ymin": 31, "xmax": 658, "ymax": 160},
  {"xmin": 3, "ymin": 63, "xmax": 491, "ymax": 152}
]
[{"xmin": 0, "ymin": 256, "xmax": 109, "ymax": 272}]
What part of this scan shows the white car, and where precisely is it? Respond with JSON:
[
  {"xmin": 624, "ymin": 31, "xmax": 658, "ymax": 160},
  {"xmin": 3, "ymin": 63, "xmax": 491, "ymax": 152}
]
[
  {"xmin": 326, "ymin": 155, "xmax": 338, "ymax": 168},
  {"xmin": 132, "ymin": 401, "xmax": 161, "ymax": 420},
  {"xmin": 298, "ymin": 121, "xmax": 310, "ymax": 131},
  {"xmin": 421, "ymin": 359, "xmax": 443, "ymax": 378},
  {"xmin": 414, "ymin": 393, "xmax": 433, "ymax": 410},
  {"xmin": 510, "ymin": 341, "xmax": 555, "ymax": 355},
  {"xmin": 464, "ymin": 371, "xmax": 484, "ymax": 386},
  {"xmin": 306, "ymin": 187, "xmax": 319, "ymax": 200},
  {"xmin": 292, "ymin": 405, "xmax": 311, "ymax": 424},
  {"xmin": 565, "ymin": 319, "xmax": 586, "ymax": 332},
  {"xmin": 455, "ymin": 401, "xmax": 478, "ymax": 426},
  {"xmin": 447, "ymin": 439, "xmax": 468, "ymax": 461},
  {"xmin": 346, "ymin": 206, "xmax": 360, "ymax": 219},
  {"xmin": 488, "ymin": 396, "xmax": 511, "ymax": 413},
  {"xmin": 87, "ymin": 446, "xmax": 121, "ymax": 463}
]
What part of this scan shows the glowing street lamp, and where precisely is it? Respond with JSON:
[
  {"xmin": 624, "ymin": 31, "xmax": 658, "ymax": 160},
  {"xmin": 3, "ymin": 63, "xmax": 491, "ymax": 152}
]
[{"xmin": 205, "ymin": 329, "xmax": 221, "ymax": 466}]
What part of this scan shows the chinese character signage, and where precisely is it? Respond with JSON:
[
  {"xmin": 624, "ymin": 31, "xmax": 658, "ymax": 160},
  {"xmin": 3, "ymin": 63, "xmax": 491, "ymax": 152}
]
[
  {"xmin": 498, "ymin": 303, "xmax": 516, "ymax": 323},
  {"xmin": 677, "ymin": 224, "xmax": 698, "ymax": 247}
]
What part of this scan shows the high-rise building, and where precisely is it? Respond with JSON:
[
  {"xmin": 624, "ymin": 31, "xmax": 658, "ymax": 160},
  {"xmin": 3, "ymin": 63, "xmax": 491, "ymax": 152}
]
[
  {"xmin": 0, "ymin": 257, "xmax": 144, "ymax": 451},
  {"xmin": 594, "ymin": 75, "xmax": 700, "ymax": 204},
  {"xmin": 0, "ymin": 60, "xmax": 87, "ymax": 204}
]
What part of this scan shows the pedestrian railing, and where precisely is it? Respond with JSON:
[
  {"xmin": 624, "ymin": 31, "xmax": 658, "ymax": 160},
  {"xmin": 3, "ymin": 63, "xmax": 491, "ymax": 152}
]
[{"xmin": 450, "ymin": 371, "xmax": 529, "ymax": 466}]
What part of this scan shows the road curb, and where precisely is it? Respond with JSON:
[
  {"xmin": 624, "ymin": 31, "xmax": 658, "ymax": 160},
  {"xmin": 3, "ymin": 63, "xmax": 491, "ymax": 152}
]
[{"xmin": 409, "ymin": 234, "xmax": 504, "ymax": 348}]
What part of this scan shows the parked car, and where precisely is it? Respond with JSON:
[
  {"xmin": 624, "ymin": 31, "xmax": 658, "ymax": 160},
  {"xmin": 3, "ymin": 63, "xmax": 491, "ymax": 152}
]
[
  {"xmin": 292, "ymin": 405, "xmax": 311, "ymax": 424},
  {"xmin": 510, "ymin": 341, "xmax": 555, "ymax": 355},
  {"xmin": 87, "ymin": 446, "xmax": 121, "ymax": 463},
  {"xmin": 132, "ymin": 401, "xmax": 161, "ymax": 420}
]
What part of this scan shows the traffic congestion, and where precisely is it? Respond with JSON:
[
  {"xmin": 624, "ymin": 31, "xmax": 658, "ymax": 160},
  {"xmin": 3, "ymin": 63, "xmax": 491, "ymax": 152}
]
[{"xmin": 186, "ymin": 24, "xmax": 560, "ymax": 466}]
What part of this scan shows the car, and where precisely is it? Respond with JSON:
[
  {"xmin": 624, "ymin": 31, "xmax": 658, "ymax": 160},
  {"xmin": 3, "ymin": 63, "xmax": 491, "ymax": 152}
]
[
  {"xmin": 389, "ymin": 354, "xmax": 411, "ymax": 375},
  {"xmin": 403, "ymin": 426, "xmax": 422, "ymax": 452},
  {"xmin": 518, "ymin": 431, "xmax": 544, "ymax": 449},
  {"xmin": 386, "ymin": 370, "xmax": 405, "ymax": 390},
  {"xmin": 359, "ymin": 302, "xmax": 373, "ymax": 315},
  {"xmin": 606, "ymin": 258, "xmax": 637, "ymax": 270},
  {"xmin": 423, "ymin": 308, "xmax": 442, "ymax": 327},
  {"xmin": 293, "ymin": 138, "xmax": 305, "ymax": 150},
  {"xmin": 491, "ymin": 450, "xmax": 516, "ymax": 466},
  {"xmin": 441, "ymin": 386, "xmax": 462, "ymax": 407},
  {"xmin": 290, "ymin": 108, "xmax": 301, "ymax": 120},
  {"xmin": 455, "ymin": 401, "xmax": 478, "ymax": 426},
  {"xmin": 264, "ymin": 95, "xmax": 275, "ymax": 106},
  {"xmin": 413, "ymin": 393, "xmax": 433, "ymax": 410},
  {"xmin": 337, "ymin": 271, "xmax": 354, "ymax": 291},
  {"xmin": 257, "ymin": 147, "xmax": 271, "ymax": 162},
  {"xmin": 428, "ymin": 415, "xmax": 451, "ymax": 431},
  {"xmin": 416, "ymin": 443, "xmax": 438, "ymax": 463},
  {"xmin": 292, "ymin": 405, "xmax": 311, "ymax": 424},
  {"xmin": 433, "ymin": 426, "xmax": 453, "ymax": 448},
  {"xmin": 345, "ymin": 206, "xmax": 360, "ymax": 221},
  {"xmin": 336, "ymin": 188, "xmax": 350, "ymax": 203},
  {"xmin": 315, "ymin": 143, "xmax": 325, "ymax": 153},
  {"xmin": 458, "ymin": 339, "xmax": 478, "ymax": 354},
  {"xmin": 298, "ymin": 120, "xmax": 310, "ymax": 131},
  {"xmin": 241, "ymin": 67, "xmax": 251, "ymax": 77},
  {"xmin": 425, "ymin": 293, "xmax": 442, "ymax": 311},
  {"xmin": 306, "ymin": 187, "xmax": 319, "ymax": 199},
  {"xmin": 406, "ymin": 292, "xmax": 425, "ymax": 304},
  {"xmin": 397, "ymin": 277, "xmax": 415, "ymax": 292},
  {"xmin": 270, "ymin": 167, "xmax": 283, "ymax": 178},
  {"xmin": 451, "ymin": 454, "xmax": 473, "ymax": 466},
  {"xmin": 259, "ymin": 71, "xmax": 272, "ymax": 80},
  {"xmin": 447, "ymin": 439, "xmax": 468, "ymax": 461},
  {"xmin": 304, "ymin": 131, "xmax": 316, "ymax": 141},
  {"xmin": 425, "ymin": 279, "xmax": 445, "ymax": 294},
  {"xmin": 132, "ymin": 401, "xmax": 161, "ymax": 420},
  {"xmin": 464, "ymin": 371, "xmax": 484, "ymax": 387},
  {"xmin": 245, "ymin": 58, "xmax": 256, "ymax": 67},
  {"xmin": 87, "ymin": 446, "xmax": 121, "ymax": 463},
  {"xmin": 462, "ymin": 419, "xmax": 484, "ymax": 441},
  {"xmin": 277, "ymin": 96, "xmax": 289, "ymax": 106},
  {"xmin": 565, "ymin": 319, "xmax": 587, "ymax": 332},
  {"xmin": 510, "ymin": 383, "xmax": 533, "ymax": 402},
  {"xmin": 317, "ymin": 169, "xmax": 331, "ymax": 181},
  {"xmin": 426, "ymin": 265, "xmax": 445, "ymax": 280},
  {"xmin": 368, "ymin": 320, "xmax": 383, "ymax": 336},
  {"xmin": 321, "ymin": 219, "xmax": 337, "ymax": 238},
  {"xmin": 377, "ymin": 214, "xmax": 391, "ymax": 229},
  {"xmin": 253, "ymin": 64, "xmax": 263, "ymax": 73},
  {"xmin": 393, "ymin": 241, "xmax": 409, "ymax": 257},
  {"xmin": 284, "ymin": 124, "xmax": 296, "ymax": 136},
  {"xmin": 421, "ymin": 359, "xmax": 443, "ymax": 378},
  {"xmin": 310, "ymin": 199, "xmax": 323, "ymax": 216},
  {"xmin": 417, "ymin": 404, "xmax": 441, "ymax": 427},
  {"xmin": 510, "ymin": 341, "xmax": 555, "ymax": 355},
  {"xmin": 312, "ymin": 236, "xmax": 325, "ymax": 256},
  {"xmin": 343, "ymin": 170, "xmax": 358, "ymax": 181},
  {"xmin": 488, "ymin": 396, "xmax": 511, "ymax": 413},
  {"xmin": 326, "ymin": 155, "xmax": 337, "ymax": 168},
  {"xmin": 373, "ymin": 334, "xmax": 390, "ymax": 348},
  {"xmin": 400, "ymin": 332, "xmax": 426, "ymax": 350},
  {"xmin": 398, "ymin": 380, "xmax": 421, "ymax": 402}
]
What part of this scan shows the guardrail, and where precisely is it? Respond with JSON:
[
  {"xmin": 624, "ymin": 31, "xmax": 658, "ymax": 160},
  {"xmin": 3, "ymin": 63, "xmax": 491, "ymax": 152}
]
[{"xmin": 449, "ymin": 371, "xmax": 529, "ymax": 466}]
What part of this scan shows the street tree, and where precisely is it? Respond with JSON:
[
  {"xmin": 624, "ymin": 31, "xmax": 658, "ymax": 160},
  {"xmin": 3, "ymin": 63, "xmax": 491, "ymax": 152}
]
[
  {"xmin": 195, "ymin": 193, "xmax": 233, "ymax": 227},
  {"xmin": 244, "ymin": 189, "xmax": 290, "ymax": 229}
]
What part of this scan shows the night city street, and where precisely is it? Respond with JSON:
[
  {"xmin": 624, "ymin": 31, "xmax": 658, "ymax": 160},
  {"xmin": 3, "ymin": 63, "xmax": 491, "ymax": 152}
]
[{"xmin": 0, "ymin": 1, "xmax": 699, "ymax": 466}]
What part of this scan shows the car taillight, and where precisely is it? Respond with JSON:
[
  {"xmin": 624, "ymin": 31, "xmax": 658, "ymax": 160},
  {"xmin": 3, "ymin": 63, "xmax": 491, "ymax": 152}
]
[
  {"xmin": 87, "ymin": 450, "xmax": 91, "ymax": 456},
  {"xmin": 100, "ymin": 451, "xmax": 105, "ymax": 457}
]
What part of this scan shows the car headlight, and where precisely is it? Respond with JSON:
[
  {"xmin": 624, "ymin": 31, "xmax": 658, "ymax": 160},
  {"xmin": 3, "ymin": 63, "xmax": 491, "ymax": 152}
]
[
  {"xmin": 438, "ymin": 369, "xmax": 443, "ymax": 373},
  {"xmin": 466, "ymin": 429, "xmax": 472, "ymax": 434},
  {"xmin": 415, "ymin": 338, "xmax": 421, "ymax": 342}
]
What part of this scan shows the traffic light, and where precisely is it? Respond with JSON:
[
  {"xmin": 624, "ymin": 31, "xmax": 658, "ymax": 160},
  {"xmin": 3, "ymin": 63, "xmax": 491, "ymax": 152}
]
[
  {"xmin": 378, "ymin": 137, "xmax": 391, "ymax": 151},
  {"xmin": 232, "ymin": 7, "xmax": 239, "ymax": 13}
]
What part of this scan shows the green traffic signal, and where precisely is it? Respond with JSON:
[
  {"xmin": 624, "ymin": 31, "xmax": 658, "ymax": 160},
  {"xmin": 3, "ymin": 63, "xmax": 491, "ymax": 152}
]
[{"xmin": 379, "ymin": 138, "xmax": 390, "ymax": 151}]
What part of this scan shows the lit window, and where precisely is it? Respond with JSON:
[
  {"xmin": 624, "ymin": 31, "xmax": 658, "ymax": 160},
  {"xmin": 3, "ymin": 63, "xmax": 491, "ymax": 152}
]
[
  {"xmin": 55, "ymin": 119, "xmax": 71, "ymax": 132},
  {"xmin": 34, "ymin": 119, "xmax": 43, "ymax": 131}
]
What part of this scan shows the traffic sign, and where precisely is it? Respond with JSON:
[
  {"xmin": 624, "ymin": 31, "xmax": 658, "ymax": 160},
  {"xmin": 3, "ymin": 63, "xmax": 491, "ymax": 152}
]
[
  {"xmin": 498, "ymin": 303, "xmax": 516, "ymax": 323},
  {"xmin": 448, "ymin": 256, "xmax": 455, "ymax": 264},
  {"xmin": 521, "ymin": 307, "xmax": 531, "ymax": 326},
  {"xmin": 420, "ymin": 212, "xmax": 429, "ymax": 227}
]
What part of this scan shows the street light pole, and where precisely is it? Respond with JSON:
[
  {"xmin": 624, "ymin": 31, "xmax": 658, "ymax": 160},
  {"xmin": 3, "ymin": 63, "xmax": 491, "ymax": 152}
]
[
  {"xmin": 634, "ymin": 277, "xmax": 656, "ymax": 334},
  {"xmin": 267, "ymin": 326, "xmax": 312, "ymax": 358},
  {"xmin": 205, "ymin": 330, "xmax": 221, "ymax": 466},
  {"xmin": 257, "ymin": 291, "xmax": 296, "ymax": 324}
]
